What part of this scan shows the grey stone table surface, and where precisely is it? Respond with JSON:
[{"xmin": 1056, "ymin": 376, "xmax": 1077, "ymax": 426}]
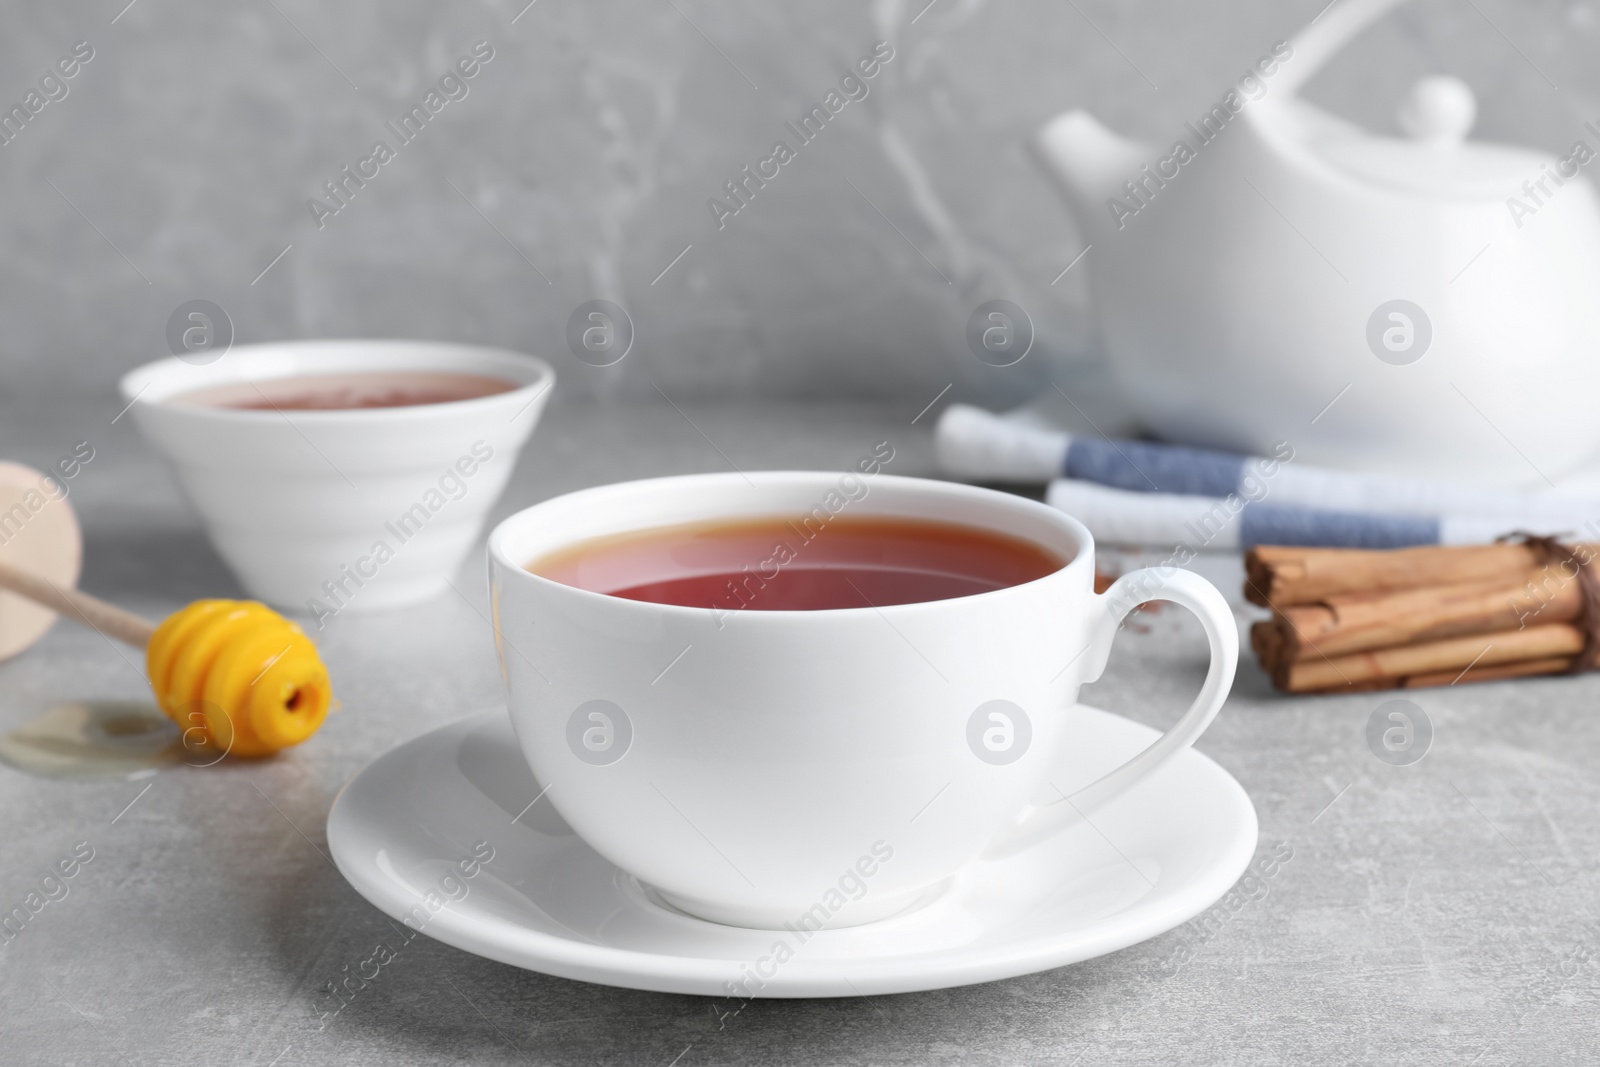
[{"xmin": 1, "ymin": 393, "xmax": 1597, "ymax": 1066}]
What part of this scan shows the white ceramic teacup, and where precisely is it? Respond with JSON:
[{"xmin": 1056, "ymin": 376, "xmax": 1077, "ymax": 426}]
[
  {"xmin": 487, "ymin": 472, "xmax": 1237, "ymax": 929},
  {"xmin": 121, "ymin": 340, "xmax": 553, "ymax": 615}
]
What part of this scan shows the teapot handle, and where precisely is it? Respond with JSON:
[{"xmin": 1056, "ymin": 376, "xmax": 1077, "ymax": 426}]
[{"xmin": 1274, "ymin": 0, "xmax": 1409, "ymax": 98}]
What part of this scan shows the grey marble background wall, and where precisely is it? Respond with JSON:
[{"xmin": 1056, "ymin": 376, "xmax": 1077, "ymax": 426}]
[{"xmin": 2, "ymin": 0, "xmax": 1597, "ymax": 406}]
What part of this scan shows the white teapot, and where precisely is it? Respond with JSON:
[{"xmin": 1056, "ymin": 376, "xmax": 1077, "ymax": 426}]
[{"xmin": 1036, "ymin": 0, "xmax": 1600, "ymax": 488}]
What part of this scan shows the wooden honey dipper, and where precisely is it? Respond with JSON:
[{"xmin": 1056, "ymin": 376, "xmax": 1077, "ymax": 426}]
[
  {"xmin": 0, "ymin": 559, "xmax": 332, "ymax": 757},
  {"xmin": 0, "ymin": 463, "xmax": 330, "ymax": 758}
]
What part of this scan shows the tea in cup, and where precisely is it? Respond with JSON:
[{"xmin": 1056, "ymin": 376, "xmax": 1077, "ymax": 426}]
[{"xmin": 488, "ymin": 471, "xmax": 1236, "ymax": 928}]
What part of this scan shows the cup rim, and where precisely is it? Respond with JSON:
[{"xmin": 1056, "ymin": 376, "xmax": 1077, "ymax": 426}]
[
  {"xmin": 488, "ymin": 471, "xmax": 1095, "ymax": 620},
  {"xmin": 117, "ymin": 339, "xmax": 555, "ymax": 424}
]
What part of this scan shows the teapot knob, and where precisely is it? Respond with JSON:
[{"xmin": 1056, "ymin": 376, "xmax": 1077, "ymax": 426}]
[{"xmin": 1397, "ymin": 75, "xmax": 1476, "ymax": 145}]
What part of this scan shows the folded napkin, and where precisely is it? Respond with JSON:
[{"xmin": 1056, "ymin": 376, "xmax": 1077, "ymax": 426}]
[
  {"xmin": 938, "ymin": 404, "xmax": 1600, "ymax": 548},
  {"xmin": 1044, "ymin": 479, "xmax": 1600, "ymax": 549}
]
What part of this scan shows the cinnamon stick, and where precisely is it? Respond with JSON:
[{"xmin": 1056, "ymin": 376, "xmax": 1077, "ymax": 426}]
[
  {"xmin": 1250, "ymin": 620, "xmax": 1282, "ymax": 663},
  {"xmin": 1295, "ymin": 656, "xmax": 1576, "ymax": 694},
  {"xmin": 1244, "ymin": 542, "xmax": 1600, "ymax": 608},
  {"xmin": 1271, "ymin": 569, "xmax": 1580, "ymax": 661},
  {"xmin": 1403, "ymin": 656, "xmax": 1575, "ymax": 689},
  {"xmin": 1275, "ymin": 623, "xmax": 1583, "ymax": 693}
]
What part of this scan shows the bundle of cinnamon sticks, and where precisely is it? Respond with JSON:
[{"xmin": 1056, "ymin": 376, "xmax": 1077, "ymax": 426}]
[{"xmin": 1246, "ymin": 541, "xmax": 1598, "ymax": 693}]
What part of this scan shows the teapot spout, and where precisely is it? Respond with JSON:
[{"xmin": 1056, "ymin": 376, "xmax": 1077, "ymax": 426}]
[{"xmin": 1034, "ymin": 111, "xmax": 1152, "ymax": 233}]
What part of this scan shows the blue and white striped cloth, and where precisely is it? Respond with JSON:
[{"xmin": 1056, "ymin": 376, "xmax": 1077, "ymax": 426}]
[{"xmin": 937, "ymin": 404, "xmax": 1600, "ymax": 549}]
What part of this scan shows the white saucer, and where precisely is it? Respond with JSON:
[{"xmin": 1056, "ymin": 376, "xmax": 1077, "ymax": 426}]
[{"xmin": 327, "ymin": 707, "xmax": 1258, "ymax": 997}]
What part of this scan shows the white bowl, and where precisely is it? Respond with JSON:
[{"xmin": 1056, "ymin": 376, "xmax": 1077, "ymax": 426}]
[{"xmin": 119, "ymin": 340, "xmax": 554, "ymax": 617}]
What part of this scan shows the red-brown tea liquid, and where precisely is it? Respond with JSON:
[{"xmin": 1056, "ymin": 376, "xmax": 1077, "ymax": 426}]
[
  {"xmin": 528, "ymin": 514, "xmax": 1065, "ymax": 611},
  {"xmin": 176, "ymin": 371, "xmax": 518, "ymax": 411}
]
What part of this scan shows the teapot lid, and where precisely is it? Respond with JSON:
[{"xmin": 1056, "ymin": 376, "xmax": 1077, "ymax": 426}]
[
  {"xmin": 1263, "ymin": 0, "xmax": 1564, "ymax": 200},
  {"xmin": 1289, "ymin": 78, "xmax": 1555, "ymax": 199}
]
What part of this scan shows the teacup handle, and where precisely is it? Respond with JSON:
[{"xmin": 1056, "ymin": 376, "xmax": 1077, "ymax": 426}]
[{"xmin": 988, "ymin": 566, "xmax": 1237, "ymax": 857}]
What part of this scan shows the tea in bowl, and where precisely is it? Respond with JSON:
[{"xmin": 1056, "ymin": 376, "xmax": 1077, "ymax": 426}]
[
  {"xmin": 120, "ymin": 340, "xmax": 553, "ymax": 615},
  {"xmin": 488, "ymin": 471, "xmax": 1237, "ymax": 929}
]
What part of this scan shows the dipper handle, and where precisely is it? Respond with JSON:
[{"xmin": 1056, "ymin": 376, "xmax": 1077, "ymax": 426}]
[{"xmin": 0, "ymin": 558, "xmax": 156, "ymax": 648}]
